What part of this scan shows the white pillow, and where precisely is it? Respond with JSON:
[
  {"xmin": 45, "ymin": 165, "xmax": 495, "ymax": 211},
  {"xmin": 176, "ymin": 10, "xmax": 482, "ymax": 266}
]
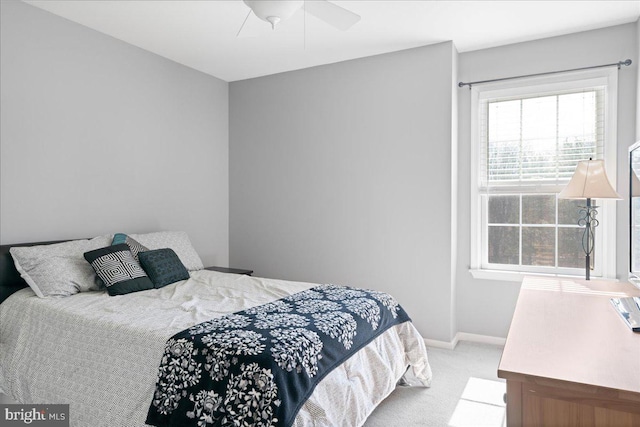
[
  {"xmin": 128, "ymin": 231, "xmax": 204, "ymax": 271},
  {"xmin": 10, "ymin": 235, "xmax": 112, "ymax": 298}
]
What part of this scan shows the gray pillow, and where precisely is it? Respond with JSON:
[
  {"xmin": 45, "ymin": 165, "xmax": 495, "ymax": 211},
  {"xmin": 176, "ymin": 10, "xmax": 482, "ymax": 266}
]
[
  {"xmin": 10, "ymin": 235, "xmax": 112, "ymax": 298},
  {"xmin": 128, "ymin": 231, "xmax": 203, "ymax": 271}
]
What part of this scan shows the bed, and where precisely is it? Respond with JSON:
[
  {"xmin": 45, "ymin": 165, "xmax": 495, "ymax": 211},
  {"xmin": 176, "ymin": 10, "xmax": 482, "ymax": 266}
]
[{"xmin": 0, "ymin": 236, "xmax": 432, "ymax": 427}]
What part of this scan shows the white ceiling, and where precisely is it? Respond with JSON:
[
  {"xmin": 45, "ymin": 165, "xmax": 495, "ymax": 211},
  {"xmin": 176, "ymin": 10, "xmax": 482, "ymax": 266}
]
[{"xmin": 24, "ymin": 0, "xmax": 640, "ymax": 82}]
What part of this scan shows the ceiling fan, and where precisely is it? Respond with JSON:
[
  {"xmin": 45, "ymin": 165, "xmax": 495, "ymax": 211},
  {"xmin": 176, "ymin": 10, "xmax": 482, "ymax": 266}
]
[{"xmin": 238, "ymin": 0, "xmax": 361, "ymax": 36}]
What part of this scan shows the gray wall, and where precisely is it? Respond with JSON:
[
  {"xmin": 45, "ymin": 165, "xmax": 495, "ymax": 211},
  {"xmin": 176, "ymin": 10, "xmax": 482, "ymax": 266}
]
[
  {"xmin": 2, "ymin": 0, "xmax": 636, "ymax": 341},
  {"xmin": 456, "ymin": 23, "xmax": 638, "ymax": 338},
  {"xmin": 230, "ymin": 24, "xmax": 637, "ymax": 341},
  {"xmin": 230, "ymin": 43, "xmax": 458, "ymax": 341},
  {"xmin": 0, "ymin": 0, "xmax": 229, "ymax": 266}
]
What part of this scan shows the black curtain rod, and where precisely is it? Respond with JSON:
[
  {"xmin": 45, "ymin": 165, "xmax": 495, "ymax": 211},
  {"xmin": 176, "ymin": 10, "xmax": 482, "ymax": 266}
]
[{"xmin": 458, "ymin": 59, "xmax": 632, "ymax": 89}]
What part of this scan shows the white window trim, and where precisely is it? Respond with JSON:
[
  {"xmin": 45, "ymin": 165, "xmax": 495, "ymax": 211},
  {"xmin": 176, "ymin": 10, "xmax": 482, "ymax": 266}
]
[{"xmin": 469, "ymin": 68, "xmax": 618, "ymax": 282}]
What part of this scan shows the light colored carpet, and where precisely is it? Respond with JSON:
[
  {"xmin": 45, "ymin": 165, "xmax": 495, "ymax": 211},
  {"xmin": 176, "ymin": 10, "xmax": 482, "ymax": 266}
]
[{"xmin": 364, "ymin": 341, "xmax": 506, "ymax": 427}]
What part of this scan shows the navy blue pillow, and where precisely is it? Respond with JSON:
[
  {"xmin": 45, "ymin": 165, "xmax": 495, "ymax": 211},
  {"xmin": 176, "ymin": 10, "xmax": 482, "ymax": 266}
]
[
  {"xmin": 138, "ymin": 248, "xmax": 190, "ymax": 289},
  {"xmin": 84, "ymin": 244, "xmax": 154, "ymax": 296}
]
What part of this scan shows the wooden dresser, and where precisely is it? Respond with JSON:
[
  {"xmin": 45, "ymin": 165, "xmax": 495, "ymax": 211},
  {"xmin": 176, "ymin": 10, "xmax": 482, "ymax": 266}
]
[{"xmin": 498, "ymin": 276, "xmax": 640, "ymax": 426}]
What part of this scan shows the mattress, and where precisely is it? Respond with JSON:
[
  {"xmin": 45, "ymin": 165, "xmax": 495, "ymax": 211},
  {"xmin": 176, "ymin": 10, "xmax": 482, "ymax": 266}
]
[{"xmin": 0, "ymin": 270, "xmax": 432, "ymax": 426}]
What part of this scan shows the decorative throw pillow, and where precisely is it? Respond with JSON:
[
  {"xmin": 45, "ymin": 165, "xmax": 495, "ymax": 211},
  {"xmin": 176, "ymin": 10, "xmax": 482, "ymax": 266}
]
[
  {"xmin": 9, "ymin": 235, "xmax": 112, "ymax": 298},
  {"xmin": 138, "ymin": 248, "xmax": 190, "ymax": 289},
  {"xmin": 112, "ymin": 233, "xmax": 149, "ymax": 261},
  {"xmin": 84, "ymin": 244, "xmax": 154, "ymax": 296},
  {"xmin": 128, "ymin": 231, "xmax": 204, "ymax": 271}
]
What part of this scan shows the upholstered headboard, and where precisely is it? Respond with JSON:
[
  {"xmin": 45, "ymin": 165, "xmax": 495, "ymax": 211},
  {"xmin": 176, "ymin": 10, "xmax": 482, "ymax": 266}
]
[{"xmin": 0, "ymin": 239, "xmax": 71, "ymax": 304}]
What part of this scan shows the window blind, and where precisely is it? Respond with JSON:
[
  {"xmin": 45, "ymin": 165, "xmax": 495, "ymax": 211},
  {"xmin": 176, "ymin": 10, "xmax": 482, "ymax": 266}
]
[{"xmin": 479, "ymin": 86, "xmax": 605, "ymax": 190}]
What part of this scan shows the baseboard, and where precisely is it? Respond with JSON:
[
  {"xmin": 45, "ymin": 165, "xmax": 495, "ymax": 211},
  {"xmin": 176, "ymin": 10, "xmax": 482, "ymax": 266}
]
[
  {"xmin": 424, "ymin": 336, "xmax": 459, "ymax": 350},
  {"xmin": 424, "ymin": 332, "xmax": 505, "ymax": 350},
  {"xmin": 455, "ymin": 332, "xmax": 506, "ymax": 346}
]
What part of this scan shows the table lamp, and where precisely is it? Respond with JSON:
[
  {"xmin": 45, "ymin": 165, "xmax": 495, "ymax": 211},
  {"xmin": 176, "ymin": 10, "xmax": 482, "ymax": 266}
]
[{"xmin": 558, "ymin": 159, "xmax": 621, "ymax": 280}]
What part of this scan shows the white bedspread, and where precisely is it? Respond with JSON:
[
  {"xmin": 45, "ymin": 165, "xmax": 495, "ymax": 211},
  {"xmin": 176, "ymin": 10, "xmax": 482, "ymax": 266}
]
[{"xmin": 0, "ymin": 270, "xmax": 431, "ymax": 426}]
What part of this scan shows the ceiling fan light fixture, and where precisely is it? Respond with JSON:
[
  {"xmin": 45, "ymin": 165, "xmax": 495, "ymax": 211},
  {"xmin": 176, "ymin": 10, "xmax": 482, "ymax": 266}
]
[
  {"xmin": 243, "ymin": 0, "xmax": 303, "ymax": 29},
  {"xmin": 266, "ymin": 16, "xmax": 281, "ymax": 30}
]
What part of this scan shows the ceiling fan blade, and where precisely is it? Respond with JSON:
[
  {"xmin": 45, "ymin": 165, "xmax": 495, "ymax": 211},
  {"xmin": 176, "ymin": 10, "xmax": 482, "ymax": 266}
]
[
  {"xmin": 236, "ymin": 9, "xmax": 252, "ymax": 37},
  {"xmin": 304, "ymin": 0, "xmax": 360, "ymax": 31}
]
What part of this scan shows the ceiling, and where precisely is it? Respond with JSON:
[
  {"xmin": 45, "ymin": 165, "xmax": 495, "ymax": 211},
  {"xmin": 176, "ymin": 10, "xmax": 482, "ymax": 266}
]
[{"xmin": 23, "ymin": 0, "xmax": 640, "ymax": 82}]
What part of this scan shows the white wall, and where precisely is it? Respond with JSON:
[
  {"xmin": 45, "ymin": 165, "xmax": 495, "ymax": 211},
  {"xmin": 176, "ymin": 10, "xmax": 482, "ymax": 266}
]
[
  {"xmin": 230, "ymin": 43, "xmax": 458, "ymax": 341},
  {"xmin": 637, "ymin": 19, "xmax": 640, "ymax": 141},
  {"xmin": 456, "ymin": 23, "xmax": 638, "ymax": 337},
  {"xmin": 0, "ymin": 0, "xmax": 229, "ymax": 266}
]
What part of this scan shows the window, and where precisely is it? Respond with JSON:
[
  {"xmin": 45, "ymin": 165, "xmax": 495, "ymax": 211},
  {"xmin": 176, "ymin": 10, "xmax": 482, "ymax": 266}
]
[{"xmin": 470, "ymin": 69, "xmax": 618, "ymax": 280}]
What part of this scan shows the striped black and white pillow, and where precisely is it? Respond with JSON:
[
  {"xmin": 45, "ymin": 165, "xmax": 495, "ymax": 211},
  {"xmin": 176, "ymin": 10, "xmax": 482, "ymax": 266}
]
[
  {"xmin": 84, "ymin": 244, "xmax": 154, "ymax": 296},
  {"xmin": 111, "ymin": 233, "xmax": 149, "ymax": 261}
]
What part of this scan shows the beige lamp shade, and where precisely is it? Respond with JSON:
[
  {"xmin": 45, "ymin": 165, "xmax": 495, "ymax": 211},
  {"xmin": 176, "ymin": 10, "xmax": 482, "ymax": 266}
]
[
  {"xmin": 633, "ymin": 171, "xmax": 640, "ymax": 197},
  {"xmin": 558, "ymin": 159, "xmax": 622, "ymax": 200}
]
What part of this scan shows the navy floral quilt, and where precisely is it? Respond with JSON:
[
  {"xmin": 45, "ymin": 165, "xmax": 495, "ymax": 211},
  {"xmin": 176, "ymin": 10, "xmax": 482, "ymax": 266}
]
[{"xmin": 145, "ymin": 284, "xmax": 410, "ymax": 427}]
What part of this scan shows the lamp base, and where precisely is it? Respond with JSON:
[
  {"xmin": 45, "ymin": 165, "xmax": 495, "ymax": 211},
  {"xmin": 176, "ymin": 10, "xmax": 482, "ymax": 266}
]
[
  {"xmin": 585, "ymin": 254, "xmax": 590, "ymax": 280},
  {"xmin": 579, "ymin": 198, "xmax": 596, "ymax": 281}
]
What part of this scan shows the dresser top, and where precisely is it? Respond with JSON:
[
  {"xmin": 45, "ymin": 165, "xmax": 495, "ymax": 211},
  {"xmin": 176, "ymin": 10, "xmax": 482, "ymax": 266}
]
[{"xmin": 498, "ymin": 276, "xmax": 640, "ymax": 395}]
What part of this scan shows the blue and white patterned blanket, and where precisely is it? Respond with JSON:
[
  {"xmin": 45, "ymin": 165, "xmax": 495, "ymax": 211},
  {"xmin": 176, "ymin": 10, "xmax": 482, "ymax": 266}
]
[{"xmin": 145, "ymin": 284, "xmax": 410, "ymax": 427}]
